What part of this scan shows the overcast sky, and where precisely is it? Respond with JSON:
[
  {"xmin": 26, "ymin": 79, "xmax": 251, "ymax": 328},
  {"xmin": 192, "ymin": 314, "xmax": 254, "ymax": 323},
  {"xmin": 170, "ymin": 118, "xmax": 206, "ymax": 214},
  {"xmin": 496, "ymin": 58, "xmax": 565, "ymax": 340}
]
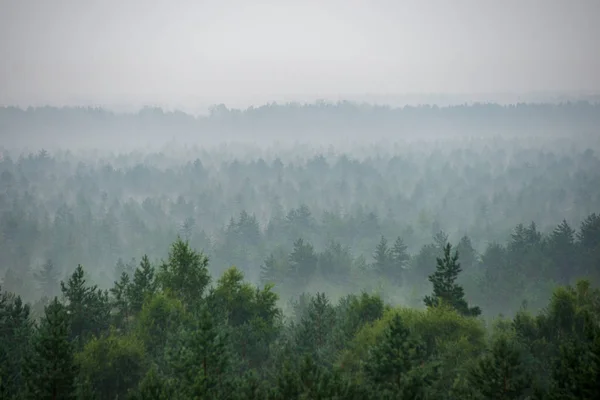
[{"xmin": 1, "ymin": 0, "xmax": 599, "ymax": 109}]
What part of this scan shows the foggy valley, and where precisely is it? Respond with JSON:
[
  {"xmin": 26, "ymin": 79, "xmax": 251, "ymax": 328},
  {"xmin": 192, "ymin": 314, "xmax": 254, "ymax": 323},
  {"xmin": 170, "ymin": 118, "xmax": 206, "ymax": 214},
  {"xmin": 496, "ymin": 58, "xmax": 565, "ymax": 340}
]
[{"xmin": 1, "ymin": 0, "xmax": 600, "ymax": 399}]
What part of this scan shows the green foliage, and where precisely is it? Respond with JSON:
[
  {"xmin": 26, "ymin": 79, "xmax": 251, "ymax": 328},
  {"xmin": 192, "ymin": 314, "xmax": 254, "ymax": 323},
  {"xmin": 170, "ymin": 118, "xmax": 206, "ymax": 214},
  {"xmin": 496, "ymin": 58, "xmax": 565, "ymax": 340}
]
[
  {"xmin": 2, "ymin": 228, "xmax": 600, "ymax": 399},
  {"xmin": 77, "ymin": 328, "xmax": 147, "ymax": 400},
  {"xmin": 24, "ymin": 297, "xmax": 77, "ymax": 400},
  {"xmin": 157, "ymin": 237, "xmax": 211, "ymax": 308},
  {"xmin": 135, "ymin": 292, "xmax": 187, "ymax": 361},
  {"xmin": 424, "ymin": 243, "xmax": 481, "ymax": 317},
  {"xmin": 0, "ymin": 288, "xmax": 33, "ymax": 399},
  {"xmin": 128, "ymin": 254, "xmax": 158, "ymax": 314},
  {"xmin": 466, "ymin": 334, "xmax": 532, "ymax": 400},
  {"xmin": 60, "ymin": 265, "xmax": 111, "ymax": 346}
]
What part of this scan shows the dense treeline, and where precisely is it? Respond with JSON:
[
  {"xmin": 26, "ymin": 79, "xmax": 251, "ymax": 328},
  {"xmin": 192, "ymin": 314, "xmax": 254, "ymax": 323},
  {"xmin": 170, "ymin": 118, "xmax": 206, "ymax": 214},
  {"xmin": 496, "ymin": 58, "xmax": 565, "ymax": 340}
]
[
  {"xmin": 2, "ymin": 142, "xmax": 600, "ymax": 316},
  {"xmin": 1, "ymin": 235, "xmax": 599, "ymax": 399},
  {"xmin": 2, "ymin": 101, "xmax": 600, "ymax": 148}
]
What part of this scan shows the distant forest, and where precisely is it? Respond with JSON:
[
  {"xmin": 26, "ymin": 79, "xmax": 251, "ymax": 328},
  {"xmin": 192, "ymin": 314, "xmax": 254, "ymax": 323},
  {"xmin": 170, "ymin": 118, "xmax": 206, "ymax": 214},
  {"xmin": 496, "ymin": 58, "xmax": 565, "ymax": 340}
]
[
  {"xmin": 2, "ymin": 101, "xmax": 600, "ymax": 148},
  {"xmin": 1, "ymin": 102, "xmax": 600, "ymax": 398},
  {"xmin": 1, "ymin": 138, "xmax": 599, "ymax": 317}
]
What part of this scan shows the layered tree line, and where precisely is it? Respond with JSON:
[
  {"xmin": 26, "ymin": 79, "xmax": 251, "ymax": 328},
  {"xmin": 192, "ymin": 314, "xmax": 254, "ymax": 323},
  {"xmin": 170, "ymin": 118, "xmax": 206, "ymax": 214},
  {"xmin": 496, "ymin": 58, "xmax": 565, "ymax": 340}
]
[
  {"xmin": 1, "ymin": 236, "xmax": 599, "ymax": 399},
  {"xmin": 1, "ymin": 140, "xmax": 600, "ymax": 314},
  {"xmin": 1, "ymin": 138, "xmax": 600, "ymax": 397}
]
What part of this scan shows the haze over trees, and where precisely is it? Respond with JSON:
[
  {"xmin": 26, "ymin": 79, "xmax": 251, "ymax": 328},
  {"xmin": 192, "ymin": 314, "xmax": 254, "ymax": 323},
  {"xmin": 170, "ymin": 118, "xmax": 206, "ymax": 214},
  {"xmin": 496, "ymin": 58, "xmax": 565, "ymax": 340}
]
[{"xmin": 1, "ymin": 100, "xmax": 600, "ymax": 398}]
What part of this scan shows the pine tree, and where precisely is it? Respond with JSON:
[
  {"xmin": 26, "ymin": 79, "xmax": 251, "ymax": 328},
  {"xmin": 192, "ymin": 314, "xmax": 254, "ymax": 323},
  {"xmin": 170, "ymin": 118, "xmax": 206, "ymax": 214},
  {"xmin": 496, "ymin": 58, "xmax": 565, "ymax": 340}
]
[
  {"xmin": 167, "ymin": 304, "xmax": 232, "ymax": 398},
  {"xmin": 157, "ymin": 238, "xmax": 211, "ymax": 308},
  {"xmin": 456, "ymin": 235, "xmax": 477, "ymax": 272},
  {"xmin": 24, "ymin": 297, "xmax": 77, "ymax": 400},
  {"xmin": 364, "ymin": 313, "xmax": 433, "ymax": 398},
  {"xmin": 110, "ymin": 271, "xmax": 131, "ymax": 329},
  {"xmin": 424, "ymin": 243, "xmax": 481, "ymax": 317},
  {"xmin": 548, "ymin": 220, "xmax": 577, "ymax": 284},
  {"xmin": 128, "ymin": 254, "xmax": 157, "ymax": 314},
  {"xmin": 60, "ymin": 265, "xmax": 111, "ymax": 346},
  {"xmin": 373, "ymin": 236, "xmax": 392, "ymax": 278},
  {"xmin": 295, "ymin": 292, "xmax": 336, "ymax": 363},
  {"xmin": 0, "ymin": 290, "xmax": 33, "ymax": 399},
  {"xmin": 390, "ymin": 236, "xmax": 410, "ymax": 285},
  {"xmin": 288, "ymin": 238, "xmax": 318, "ymax": 286}
]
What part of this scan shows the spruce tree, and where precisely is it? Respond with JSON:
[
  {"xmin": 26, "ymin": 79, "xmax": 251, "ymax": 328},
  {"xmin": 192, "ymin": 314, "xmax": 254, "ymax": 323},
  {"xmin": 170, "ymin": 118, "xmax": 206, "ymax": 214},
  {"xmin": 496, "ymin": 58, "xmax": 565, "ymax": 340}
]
[
  {"xmin": 24, "ymin": 297, "xmax": 77, "ymax": 400},
  {"xmin": 424, "ymin": 243, "xmax": 481, "ymax": 317}
]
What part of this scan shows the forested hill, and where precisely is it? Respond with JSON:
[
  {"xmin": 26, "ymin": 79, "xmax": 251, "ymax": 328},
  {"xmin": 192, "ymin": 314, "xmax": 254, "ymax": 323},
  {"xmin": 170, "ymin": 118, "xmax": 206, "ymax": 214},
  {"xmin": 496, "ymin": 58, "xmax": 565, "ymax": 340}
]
[{"xmin": 1, "ymin": 101, "xmax": 600, "ymax": 149}]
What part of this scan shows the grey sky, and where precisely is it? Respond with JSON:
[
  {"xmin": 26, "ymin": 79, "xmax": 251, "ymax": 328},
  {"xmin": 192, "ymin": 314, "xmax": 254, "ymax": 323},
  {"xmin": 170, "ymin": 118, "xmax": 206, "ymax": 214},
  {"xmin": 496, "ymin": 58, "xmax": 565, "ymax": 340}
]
[{"xmin": 1, "ymin": 0, "xmax": 599, "ymax": 109}]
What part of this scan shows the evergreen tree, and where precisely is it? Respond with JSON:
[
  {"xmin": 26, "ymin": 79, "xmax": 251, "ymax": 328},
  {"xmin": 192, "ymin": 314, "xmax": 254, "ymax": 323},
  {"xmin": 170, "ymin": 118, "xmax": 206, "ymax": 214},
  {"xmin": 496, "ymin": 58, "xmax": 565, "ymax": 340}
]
[
  {"xmin": 364, "ymin": 313, "xmax": 434, "ymax": 398},
  {"xmin": 24, "ymin": 297, "xmax": 77, "ymax": 400},
  {"xmin": 157, "ymin": 237, "xmax": 211, "ymax": 308},
  {"xmin": 295, "ymin": 292, "xmax": 336, "ymax": 364},
  {"xmin": 373, "ymin": 235, "xmax": 392, "ymax": 278},
  {"xmin": 110, "ymin": 271, "xmax": 131, "ymax": 329},
  {"xmin": 34, "ymin": 259, "xmax": 60, "ymax": 299},
  {"xmin": 456, "ymin": 235, "xmax": 477, "ymax": 272},
  {"xmin": 467, "ymin": 335, "xmax": 531, "ymax": 400},
  {"xmin": 548, "ymin": 220, "xmax": 577, "ymax": 284},
  {"xmin": 390, "ymin": 236, "xmax": 410, "ymax": 285},
  {"xmin": 128, "ymin": 254, "xmax": 157, "ymax": 314},
  {"xmin": 288, "ymin": 238, "xmax": 318, "ymax": 286},
  {"xmin": 424, "ymin": 243, "xmax": 481, "ymax": 317},
  {"xmin": 0, "ymin": 289, "xmax": 33, "ymax": 399},
  {"xmin": 167, "ymin": 304, "xmax": 233, "ymax": 398},
  {"xmin": 60, "ymin": 265, "xmax": 111, "ymax": 346}
]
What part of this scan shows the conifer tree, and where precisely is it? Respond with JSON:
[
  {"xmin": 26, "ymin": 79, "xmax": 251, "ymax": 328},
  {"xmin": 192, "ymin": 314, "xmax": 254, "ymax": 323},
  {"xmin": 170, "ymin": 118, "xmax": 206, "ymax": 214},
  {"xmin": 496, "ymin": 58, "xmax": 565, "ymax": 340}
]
[
  {"xmin": 288, "ymin": 238, "xmax": 318, "ymax": 286},
  {"xmin": 34, "ymin": 259, "xmax": 60, "ymax": 299},
  {"xmin": 24, "ymin": 297, "xmax": 77, "ymax": 400},
  {"xmin": 364, "ymin": 313, "xmax": 434, "ymax": 398},
  {"xmin": 390, "ymin": 236, "xmax": 410, "ymax": 285},
  {"xmin": 424, "ymin": 243, "xmax": 481, "ymax": 317},
  {"xmin": 373, "ymin": 236, "xmax": 392, "ymax": 277},
  {"xmin": 60, "ymin": 264, "xmax": 111, "ymax": 346},
  {"xmin": 157, "ymin": 238, "xmax": 211, "ymax": 307},
  {"xmin": 128, "ymin": 254, "xmax": 157, "ymax": 314},
  {"xmin": 110, "ymin": 271, "xmax": 131, "ymax": 329}
]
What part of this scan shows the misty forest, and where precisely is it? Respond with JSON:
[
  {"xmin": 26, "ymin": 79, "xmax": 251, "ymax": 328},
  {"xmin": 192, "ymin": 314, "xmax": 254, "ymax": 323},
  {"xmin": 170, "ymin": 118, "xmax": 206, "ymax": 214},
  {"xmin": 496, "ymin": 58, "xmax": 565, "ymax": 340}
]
[{"xmin": 1, "ymin": 102, "xmax": 600, "ymax": 400}]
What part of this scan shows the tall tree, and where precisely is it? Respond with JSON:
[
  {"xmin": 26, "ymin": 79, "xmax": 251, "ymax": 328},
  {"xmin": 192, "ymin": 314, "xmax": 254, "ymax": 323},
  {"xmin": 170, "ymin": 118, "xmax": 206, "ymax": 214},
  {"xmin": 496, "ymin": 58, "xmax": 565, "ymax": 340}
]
[
  {"xmin": 60, "ymin": 265, "xmax": 111, "ymax": 346},
  {"xmin": 157, "ymin": 237, "xmax": 211, "ymax": 308},
  {"xmin": 424, "ymin": 243, "xmax": 481, "ymax": 317},
  {"xmin": 128, "ymin": 254, "xmax": 157, "ymax": 314},
  {"xmin": 24, "ymin": 298, "xmax": 77, "ymax": 400}
]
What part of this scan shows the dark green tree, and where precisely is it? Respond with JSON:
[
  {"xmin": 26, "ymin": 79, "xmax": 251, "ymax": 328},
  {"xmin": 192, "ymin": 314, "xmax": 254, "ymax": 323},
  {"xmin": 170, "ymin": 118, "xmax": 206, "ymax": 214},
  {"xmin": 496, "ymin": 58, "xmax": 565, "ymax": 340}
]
[
  {"xmin": 0, "ymin": 289, "xmax": 33, "ymax": 399},
  {"xmin": 424, "ymin": 243, "xmax": 481, "ymax": 317},
  {"xmin": 128, "ymin": 254, "xmax": 157, "ymax": 314},
  {"xmin": 467, "ymin": 335, "xmax": 531, "ymax": 400},
  {"xmin": 60, "ymin": 264, "xmax": 111, "ymax": 347},
  {"xmin": 24, "ymin": 297, "xmax": 77, "ymax": 400},
  {"xmin": 157, "ymin": 237, "xmax": 211, "ymax": 308},
  {"xmin": 110, "ymin": 271, "xmax": 131, "ymax": 330},
  {"xmin": 364, "ymin": 313, "xmax": 435, "ymax": 398}
]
